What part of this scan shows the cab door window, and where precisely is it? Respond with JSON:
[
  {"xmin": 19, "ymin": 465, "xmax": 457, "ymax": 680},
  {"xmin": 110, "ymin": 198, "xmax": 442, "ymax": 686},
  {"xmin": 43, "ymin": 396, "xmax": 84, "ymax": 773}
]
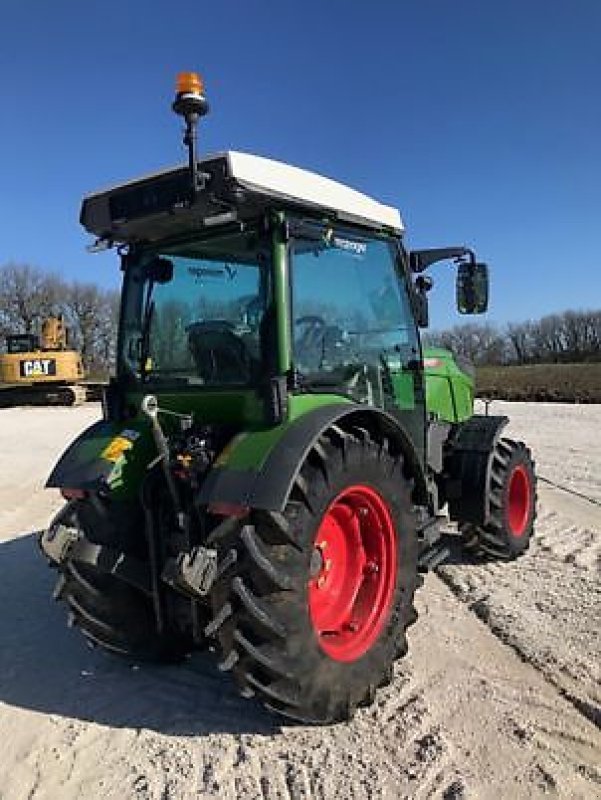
[{"xmin": 291, "ymin": 228, "xmax": 419, "ymax": 409}]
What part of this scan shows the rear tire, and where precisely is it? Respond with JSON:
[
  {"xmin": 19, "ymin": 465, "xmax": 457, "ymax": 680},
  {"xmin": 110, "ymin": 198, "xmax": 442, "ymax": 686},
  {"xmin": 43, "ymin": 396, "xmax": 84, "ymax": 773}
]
[
  {"xmin": 58, "ymin": 561, "xmax": 189, "ymax": 662},
  {"xmin": 460, "ymin": 437, "xmax": 536, "ymax": 560},
  {"xmin": 207, "ymin": 425, "xmax": 419, "ymax": 723},
  {"xmin": 51, "ymin": 502, "xmax": 191, "ymax": 663}
]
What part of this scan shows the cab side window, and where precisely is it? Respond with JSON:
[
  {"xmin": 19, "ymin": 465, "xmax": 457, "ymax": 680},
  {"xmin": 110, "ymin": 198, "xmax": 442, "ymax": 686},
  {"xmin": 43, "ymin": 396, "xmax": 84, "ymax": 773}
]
[{"xmin": 291, "ymin": 229, "xmax": 418, "ymax": 407}]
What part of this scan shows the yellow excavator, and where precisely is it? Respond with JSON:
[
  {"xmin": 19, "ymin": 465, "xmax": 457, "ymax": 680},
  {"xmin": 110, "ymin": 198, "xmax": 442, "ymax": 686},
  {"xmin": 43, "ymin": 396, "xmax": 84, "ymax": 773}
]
[{"xmin": 0, "ymin": 316, "xmax": 88, "ymax": 406}]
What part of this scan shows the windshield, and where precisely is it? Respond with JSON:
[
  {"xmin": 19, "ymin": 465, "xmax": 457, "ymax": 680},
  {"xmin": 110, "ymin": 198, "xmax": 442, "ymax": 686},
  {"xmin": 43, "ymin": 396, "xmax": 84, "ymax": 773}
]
[
  {"xmin": 7, "ymin": 335, "xmax": 39, "ymax": 354},
  {"xmin": 119, "ymin": 228, "xmax": 273, "ymax": 387}
]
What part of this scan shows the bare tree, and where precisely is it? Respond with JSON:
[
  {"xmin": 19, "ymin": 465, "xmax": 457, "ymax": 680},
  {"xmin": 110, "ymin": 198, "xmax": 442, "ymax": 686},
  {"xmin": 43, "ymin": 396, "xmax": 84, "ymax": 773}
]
[
  {"xmin": 63, "ymin": 282, "xmax": 119, "ymax": 377},
  {"xmin": 427, "ymin": 308, "xmax": 601, "ymax": 366},
  {"xmin": 425, "ymin": 323, "xmax": 506, "ymax": 366},
  {"xmin": 0, "ymin": 263, "xmax": 66, "ymax": 336},
  {"xmin": 506, "ymin": 321, "xmax": 534, "ymax": 364}
]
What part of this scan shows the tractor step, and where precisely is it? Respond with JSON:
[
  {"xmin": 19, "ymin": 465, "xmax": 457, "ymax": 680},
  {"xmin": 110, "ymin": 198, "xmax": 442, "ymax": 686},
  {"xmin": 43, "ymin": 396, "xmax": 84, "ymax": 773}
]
[
  {"xmin": 418, "ymin": 542, "xmax": 450, "ymax": 572},
  {"xmin": 417, "ymin": 514, "xmax": 446, "ymax": 546},
  {"xmin": 417, "ymin": 515, "xmax": 450, "ymax": 572}
]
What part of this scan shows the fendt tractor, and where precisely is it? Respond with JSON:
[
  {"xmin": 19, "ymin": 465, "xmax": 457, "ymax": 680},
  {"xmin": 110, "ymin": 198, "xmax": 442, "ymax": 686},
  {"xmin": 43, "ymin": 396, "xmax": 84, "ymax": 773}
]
[
  {"xmin": 0, "ymin": 316, "xmax": 87, "ymax": 406},
  {"xmin": 39, "ymin": 73, "xmax": 537, "ymax": 724}
]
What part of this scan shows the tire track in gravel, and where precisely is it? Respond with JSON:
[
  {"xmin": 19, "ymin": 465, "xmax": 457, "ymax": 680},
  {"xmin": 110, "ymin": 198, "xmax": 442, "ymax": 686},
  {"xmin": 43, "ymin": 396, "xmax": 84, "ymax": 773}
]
[
  {"xmin": 400, "ymin": 575, "xmax": 601, "ymax": 799},
  {"xmin": 2, "ymin": 405, "xmax": 601, "ymax": 799},
  {"xmin": 2, "ymin": 529, "xmax": 600, "ymax": 799},
  {"xmin": 436, "ymin": 484, "xmax": 601, "ymax": 731}
]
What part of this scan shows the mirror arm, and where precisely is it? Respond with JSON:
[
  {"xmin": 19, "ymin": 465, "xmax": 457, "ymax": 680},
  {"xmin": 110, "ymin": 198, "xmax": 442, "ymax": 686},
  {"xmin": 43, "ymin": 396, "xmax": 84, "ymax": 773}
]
[{"xmin": 410, "ymin": 247, "xmax": 475, "ymax": 273}]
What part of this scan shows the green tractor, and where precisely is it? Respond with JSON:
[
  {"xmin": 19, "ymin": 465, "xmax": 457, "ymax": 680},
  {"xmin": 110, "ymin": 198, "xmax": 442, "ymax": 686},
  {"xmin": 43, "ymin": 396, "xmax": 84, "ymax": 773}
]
[{"xmin": 39, "ymin": 72, "xmax": 536, "ymax": 724}]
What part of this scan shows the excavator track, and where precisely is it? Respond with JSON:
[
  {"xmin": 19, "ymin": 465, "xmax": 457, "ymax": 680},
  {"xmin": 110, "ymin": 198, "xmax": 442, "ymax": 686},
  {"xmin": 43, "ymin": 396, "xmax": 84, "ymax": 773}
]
[{"xmin": 0, "ymin": 383, "xmax": 90, "ymax": 407}]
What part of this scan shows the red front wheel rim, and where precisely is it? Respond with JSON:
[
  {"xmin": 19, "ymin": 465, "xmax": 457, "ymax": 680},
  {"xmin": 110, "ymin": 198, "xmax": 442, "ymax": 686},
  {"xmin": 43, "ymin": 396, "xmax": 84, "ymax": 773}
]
[
  {"xmin": 308, "ymin": 485, "xmax": 397, "ymax": 663},
  {"xmin": 507, "ymin": 464, "xmax": 531, "ymax": 537}
]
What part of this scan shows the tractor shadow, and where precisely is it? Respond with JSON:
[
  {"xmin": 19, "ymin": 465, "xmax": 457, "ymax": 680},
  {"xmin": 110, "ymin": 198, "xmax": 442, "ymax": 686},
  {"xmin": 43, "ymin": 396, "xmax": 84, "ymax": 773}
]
[
  {"xmin": 436, "ymin": 528, "xmax": 513, "ymax": 568},
  {"xmin": 437, "ymin": 530, "xmax": 483, "ymax": 567},
  {"xmin": 0, "ymin": 533, "xmax": 280, "ymax": 737}
]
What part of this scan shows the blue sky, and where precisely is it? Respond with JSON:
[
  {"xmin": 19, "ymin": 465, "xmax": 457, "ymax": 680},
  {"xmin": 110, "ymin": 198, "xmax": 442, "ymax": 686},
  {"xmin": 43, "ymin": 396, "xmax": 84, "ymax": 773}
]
[{"xmin": 1, "ymin": 1, "xmax": 600, "ymax": 329}]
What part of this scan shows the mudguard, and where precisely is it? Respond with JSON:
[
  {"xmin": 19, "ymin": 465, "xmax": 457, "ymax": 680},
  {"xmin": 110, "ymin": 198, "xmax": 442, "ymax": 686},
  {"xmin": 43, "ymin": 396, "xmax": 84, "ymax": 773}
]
[
  {"xmin": 199, "ymin": 404, "xmax": 427, "ymax": 512},
  {"xmin": 45, "ymin": 419, "xmax": 155, "ymax": 500},
  {"xmin": 445, "ymin": 414, "xmax": 509, "ymax": 525}
]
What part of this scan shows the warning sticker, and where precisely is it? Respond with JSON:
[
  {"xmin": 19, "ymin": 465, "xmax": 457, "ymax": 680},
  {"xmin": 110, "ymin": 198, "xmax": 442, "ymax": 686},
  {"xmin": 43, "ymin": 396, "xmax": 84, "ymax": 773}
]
[{"xmin": 101, "ymin": 436, "xmax": 134, "ymax": 463}]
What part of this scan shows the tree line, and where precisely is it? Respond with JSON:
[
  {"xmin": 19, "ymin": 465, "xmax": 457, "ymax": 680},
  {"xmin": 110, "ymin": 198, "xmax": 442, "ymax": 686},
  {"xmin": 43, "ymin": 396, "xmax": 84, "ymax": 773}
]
[
  {"xmin": 2, "ymin": 262, "xmax": 599, "ymax": 375},
  {"xmin": 425, "ymin": 309, "xmax": 601, "ymax": 366},
  {"xmin": 0, "ymin": 263, "xmax": 119, "ymax": 379}
]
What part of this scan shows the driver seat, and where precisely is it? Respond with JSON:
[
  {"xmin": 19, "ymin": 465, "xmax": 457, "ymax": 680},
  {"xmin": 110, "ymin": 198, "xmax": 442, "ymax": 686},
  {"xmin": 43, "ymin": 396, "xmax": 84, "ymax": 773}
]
[{"xmin": 187, "ymin": 321, "xmax": 253, "ymax": 384}]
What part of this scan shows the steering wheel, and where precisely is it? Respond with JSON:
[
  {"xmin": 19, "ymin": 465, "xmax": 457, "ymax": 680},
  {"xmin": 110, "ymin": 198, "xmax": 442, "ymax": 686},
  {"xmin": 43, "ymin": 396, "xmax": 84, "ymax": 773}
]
[
  {"xmin": 295, "ymin": 314, "xmax": 326, "ymax": 344},
  {"xmin": 294, "ymin": 315, "xmax": 328, "ymax": 370}
]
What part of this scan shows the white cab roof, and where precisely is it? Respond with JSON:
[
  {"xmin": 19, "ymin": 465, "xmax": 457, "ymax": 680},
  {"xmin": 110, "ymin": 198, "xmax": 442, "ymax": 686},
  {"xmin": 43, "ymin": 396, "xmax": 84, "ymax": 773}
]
[
  {"xmin": 225, "ymin": 151, "xmax": 404, "ymax": 233},
  {"xmin": 85, "ymin": 151, "xmax": 404, "ymax": 234}
]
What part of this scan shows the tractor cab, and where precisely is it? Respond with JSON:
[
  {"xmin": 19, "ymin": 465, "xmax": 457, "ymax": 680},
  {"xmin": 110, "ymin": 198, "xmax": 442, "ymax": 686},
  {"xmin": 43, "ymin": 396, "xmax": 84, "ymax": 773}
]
[{"xmin": 83, "ymin": 146, "xmax": 432, "ymax": 456}]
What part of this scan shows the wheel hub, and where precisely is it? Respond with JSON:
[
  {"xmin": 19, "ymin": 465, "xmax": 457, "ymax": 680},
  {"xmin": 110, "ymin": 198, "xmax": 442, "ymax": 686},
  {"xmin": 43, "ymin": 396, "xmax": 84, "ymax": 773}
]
[
  {"xmin": 507, "ymin": 464, "xmax": 531, "ymax": 537},
  {"xmin": 308, "ymin": 485, "xmax": 397, "ymax": 662}
]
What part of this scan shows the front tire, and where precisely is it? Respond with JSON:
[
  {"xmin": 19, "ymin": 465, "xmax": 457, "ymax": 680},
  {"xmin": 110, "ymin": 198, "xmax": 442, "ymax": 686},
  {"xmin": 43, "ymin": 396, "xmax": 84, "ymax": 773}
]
[
  {"xmin": 207, "ymin": 425, "xmax": 419, "ymax": 723},
  {"xmin": 460, "ymin": 437, "xmax": 537, "ymax": 560}
]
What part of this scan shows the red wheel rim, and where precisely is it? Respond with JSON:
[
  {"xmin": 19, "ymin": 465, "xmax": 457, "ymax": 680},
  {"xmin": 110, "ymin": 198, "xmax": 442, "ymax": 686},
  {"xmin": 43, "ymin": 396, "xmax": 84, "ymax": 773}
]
[
  {"xmin": 308, "ymin": 485, "xmax": 397, "ymax": 663},
  {"xmin": 507, "ymin": 464, "xmax": 531, "ymax": 537}
]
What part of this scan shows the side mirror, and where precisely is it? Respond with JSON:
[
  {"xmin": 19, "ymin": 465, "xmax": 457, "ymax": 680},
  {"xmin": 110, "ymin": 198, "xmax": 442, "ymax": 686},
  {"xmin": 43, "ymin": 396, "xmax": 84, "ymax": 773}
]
[
  {"xmin": 145, "ymin": 256, "xmax": 173, "ymax": 284},
  {"xmin": 457, "ymin": 262, "xmax": 489, "ymax": 314}
]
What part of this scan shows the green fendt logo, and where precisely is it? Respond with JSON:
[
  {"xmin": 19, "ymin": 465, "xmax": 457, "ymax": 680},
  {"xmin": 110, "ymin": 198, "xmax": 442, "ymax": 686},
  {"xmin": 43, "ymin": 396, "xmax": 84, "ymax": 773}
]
[{"xmin": 19, "ymin": 358, "xmax": 57, "ymax": 378}]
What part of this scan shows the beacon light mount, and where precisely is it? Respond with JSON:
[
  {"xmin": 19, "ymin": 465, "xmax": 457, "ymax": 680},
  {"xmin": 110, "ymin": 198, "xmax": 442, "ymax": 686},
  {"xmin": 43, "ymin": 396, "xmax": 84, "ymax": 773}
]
[{"xmin": 172, "ymin": 72, "xmax": 210, "ymax": 200}]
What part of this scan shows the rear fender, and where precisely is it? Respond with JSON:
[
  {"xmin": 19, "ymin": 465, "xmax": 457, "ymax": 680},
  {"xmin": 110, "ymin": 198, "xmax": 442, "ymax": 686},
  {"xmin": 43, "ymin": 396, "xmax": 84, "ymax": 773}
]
[
  {"xmin": 445, "ymin": 414, "xmax": 509, "ymax": 525},
  {"xmin": 45, "ymin": 420, "xmax": 154, "ymax": 500},
  {"xmin": 199, "ymin": 404, "xmax": 427, "ymax": 512}
]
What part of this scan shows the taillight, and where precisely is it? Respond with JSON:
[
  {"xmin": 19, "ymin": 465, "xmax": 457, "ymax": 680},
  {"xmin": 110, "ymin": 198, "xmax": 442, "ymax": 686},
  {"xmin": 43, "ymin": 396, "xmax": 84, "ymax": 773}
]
[
  {"xmin": 208, "ymin": 502, "xmax": 249, "ymax": 519},
  {"xmin": 60, "ymin": 488, "xmax": 86, "ymax": 500}
]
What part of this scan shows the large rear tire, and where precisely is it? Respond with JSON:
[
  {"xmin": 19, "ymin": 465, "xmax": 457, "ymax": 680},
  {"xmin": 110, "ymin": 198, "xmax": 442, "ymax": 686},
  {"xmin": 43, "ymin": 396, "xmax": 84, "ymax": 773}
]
[
  {"xmin": 207, "ymin": 425, "xmax": 419, "ymax": 723},
  {"xmin": 460, "ymin": 437, "xmax": 537, "ymax": 560},
  {"xmin": 57, "ymin": 561, "xmax": 189, "ymax": 662},
  {"xmin": 51, "ymin": 501, "xmax": 191, "ymax": 663}
]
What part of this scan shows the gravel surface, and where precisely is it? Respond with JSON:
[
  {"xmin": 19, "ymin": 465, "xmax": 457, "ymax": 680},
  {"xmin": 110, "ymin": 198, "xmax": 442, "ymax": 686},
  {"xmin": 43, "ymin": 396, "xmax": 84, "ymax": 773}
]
[{"xmin": 0, "ymin": 402, "xmax": 599, "ymax": 799}]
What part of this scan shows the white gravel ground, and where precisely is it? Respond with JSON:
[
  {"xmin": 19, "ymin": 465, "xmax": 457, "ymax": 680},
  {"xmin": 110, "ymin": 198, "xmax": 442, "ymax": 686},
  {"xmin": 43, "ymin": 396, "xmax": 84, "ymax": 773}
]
[{"xmin": 0, "ymin": 402, "xmax": 599, "ymax": 799}]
